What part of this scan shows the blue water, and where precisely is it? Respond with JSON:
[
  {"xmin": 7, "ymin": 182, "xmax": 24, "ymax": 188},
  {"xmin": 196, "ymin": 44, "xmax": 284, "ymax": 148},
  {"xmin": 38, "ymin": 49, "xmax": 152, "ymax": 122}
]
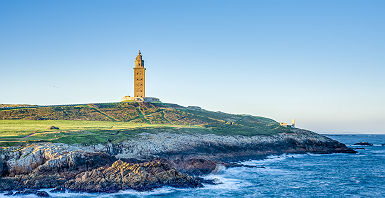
[{"xmin": 4, "ymin": 134, "xmax": 385, "ymax": 198}]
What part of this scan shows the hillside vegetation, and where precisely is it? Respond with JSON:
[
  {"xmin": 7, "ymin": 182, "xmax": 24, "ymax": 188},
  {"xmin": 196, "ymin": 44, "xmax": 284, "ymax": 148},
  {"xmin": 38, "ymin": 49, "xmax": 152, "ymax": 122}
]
[{"xmin": 0, "ymin": 102, "xmax": 290, "ymax": 146}]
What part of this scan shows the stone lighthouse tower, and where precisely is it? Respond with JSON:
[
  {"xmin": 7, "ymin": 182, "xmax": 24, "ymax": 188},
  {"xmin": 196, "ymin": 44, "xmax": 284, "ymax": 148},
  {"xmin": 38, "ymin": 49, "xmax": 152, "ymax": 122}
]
[
  {"xmin": 134, "ymin": 50, "xmax": 146, "ymax": 98},
  {"xmin": 121, "ymin": 50, "xmax": 159, "ymax": 102}
]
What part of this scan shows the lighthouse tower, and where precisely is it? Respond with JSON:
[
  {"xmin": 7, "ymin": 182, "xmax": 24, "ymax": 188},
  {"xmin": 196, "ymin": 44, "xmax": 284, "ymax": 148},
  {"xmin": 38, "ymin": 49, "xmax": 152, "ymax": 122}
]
[
  {"xmin": 121, "ymin": 50, "xmax": 160, "ymax": 102},
  {"xmin": 134, "ymin": 50, "xmax": 146, "ymax": 98}
]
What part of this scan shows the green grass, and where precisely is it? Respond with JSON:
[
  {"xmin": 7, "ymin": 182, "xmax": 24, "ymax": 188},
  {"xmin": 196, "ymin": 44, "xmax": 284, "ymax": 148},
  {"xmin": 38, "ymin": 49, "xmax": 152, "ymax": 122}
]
[
  {"xmin": 0, "ymin": 119, "xmax": 197, "ymax": 132},
  {"xmin": 0, "ymin": 120, "xmax": 203, "ymax": 146},
  {"xmin": 0, "ymin": 102, "xmax": 290, "ymax": 146}
]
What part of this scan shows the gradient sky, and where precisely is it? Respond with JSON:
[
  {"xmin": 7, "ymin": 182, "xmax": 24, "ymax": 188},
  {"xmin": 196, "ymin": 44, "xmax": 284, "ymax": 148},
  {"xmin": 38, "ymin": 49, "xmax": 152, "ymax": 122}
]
[{"xmin": 1, "ymin": 0, "xmax": 384, "ymax": 133}]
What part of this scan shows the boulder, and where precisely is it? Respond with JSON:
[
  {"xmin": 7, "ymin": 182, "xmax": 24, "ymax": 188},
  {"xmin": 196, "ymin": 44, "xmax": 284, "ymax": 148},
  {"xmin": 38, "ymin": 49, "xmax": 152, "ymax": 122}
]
[
  {"xmin": 0, "ymin": 177, "xmax": 19, "ymax": 191},
  {"xmin": 14, "ymin": 189, "xmax": 37, "ymax": 196},
  {"xmin": 36, "ymin": 190, "xmax": 50, "ymax": 197},
  {"xmin": 48, "ymin": 126, "xmax": 59, "ymax": 130},
  {"xmin": 0, "ymin": 158, "xmax": 8, "ymax": 176},
  {"xmin": 50, "ymin": 187, "xmax": 66, "ymax": 193},
  {"xmin": 13, "ymin": 189, "xmax": 50, "ymax": 197},
  {"xmin": 166, "ymin": 158, "xmax": 218, "ymax": 176},
  {"xmin": 3, "ymin": 191, "xmax": 13, "ymax": 195},
  {"xmin": 353, "ymin": 142, "xmax": 373, "ymax": 146}
]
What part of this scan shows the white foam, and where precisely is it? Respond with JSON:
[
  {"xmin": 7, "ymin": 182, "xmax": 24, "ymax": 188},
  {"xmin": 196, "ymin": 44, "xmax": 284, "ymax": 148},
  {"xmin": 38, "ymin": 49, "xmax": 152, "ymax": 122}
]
[
  {"xmin": 203, "ymin": 170, "xmax": 252, "ymax": 190},
  {"xmin": 1, "ymin": 187, "xmax": 178, "ymax": 198},
  {"xmin": 0, "ymin": 189, "xmax": 53, "ymax": 198},
  {"xmin": 372, "ymin": 150, "xmax": 385, "ymax": 154},
  {"xmin": 241, "ymin": 153, "xmax": 309, "ymax": 166},
  {"xmin": 111, "ymin": 187, "xmax": 176, "ymax": 196}
]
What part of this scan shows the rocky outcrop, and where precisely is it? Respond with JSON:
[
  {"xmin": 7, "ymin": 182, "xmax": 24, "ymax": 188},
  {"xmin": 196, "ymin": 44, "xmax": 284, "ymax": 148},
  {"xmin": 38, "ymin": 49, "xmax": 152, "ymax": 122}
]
[
  {"xmin": 65, "ymin": 160, "xmax": 202, "ymax": 192},
  {"xmin": 0, "ymin": 160, "xmax": 203, "ymax": 193},
  {"xmin": 97, "ymin": 129, "xmax": 355, "ymax": 161},
  {"xmin": 0, "ymin": 129, "xmax": 355, "ymax": 193},
  {"xmin": 4, "ymin": 143, "xmax": 116, "ymax": 176},
  {"xmin": 2, "ymin": 129, "xmax": 354, "ymax": 175},
  {"xmin": 164, "ymin": 158, "xmax": 220, "ymax": 176}
]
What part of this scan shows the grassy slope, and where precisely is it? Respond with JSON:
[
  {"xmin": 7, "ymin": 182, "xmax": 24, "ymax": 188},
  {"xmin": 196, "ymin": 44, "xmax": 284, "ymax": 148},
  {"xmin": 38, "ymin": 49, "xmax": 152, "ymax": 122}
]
[{"xmin": 0, "ymin": 102, "xmax": 290, "ymax": 146}]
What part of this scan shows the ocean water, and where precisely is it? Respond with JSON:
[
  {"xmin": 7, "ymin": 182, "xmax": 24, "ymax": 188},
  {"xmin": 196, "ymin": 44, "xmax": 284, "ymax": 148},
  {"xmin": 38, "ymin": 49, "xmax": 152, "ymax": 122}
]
[{"xmin": 4, "ymin": 134, "xmax": 385, "ymax": 198}]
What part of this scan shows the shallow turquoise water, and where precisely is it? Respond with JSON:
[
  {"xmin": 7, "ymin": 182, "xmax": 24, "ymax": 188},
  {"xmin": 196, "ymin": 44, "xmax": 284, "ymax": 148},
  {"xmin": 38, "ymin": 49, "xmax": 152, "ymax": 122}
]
[{"xmin": 5, "ymin": 134, "xmax": 385, "ymax": 198}]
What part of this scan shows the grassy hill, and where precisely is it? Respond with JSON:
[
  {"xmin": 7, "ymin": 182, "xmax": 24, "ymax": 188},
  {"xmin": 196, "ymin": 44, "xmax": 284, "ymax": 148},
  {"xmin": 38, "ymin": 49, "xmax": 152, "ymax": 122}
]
[{"xmin": 0, "ymin": 102, "xmax": 290, "ymax": 146}]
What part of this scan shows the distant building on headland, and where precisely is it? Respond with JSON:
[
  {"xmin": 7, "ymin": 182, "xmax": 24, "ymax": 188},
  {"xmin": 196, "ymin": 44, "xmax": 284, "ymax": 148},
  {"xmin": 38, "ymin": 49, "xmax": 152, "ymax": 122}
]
[
  {"xmin": 280, "ymin": 119, "xmax": 296, "ymax": 128},
  {"xmin": 122, "ymin": 50, "xmax": 160, "ymax": 103}
]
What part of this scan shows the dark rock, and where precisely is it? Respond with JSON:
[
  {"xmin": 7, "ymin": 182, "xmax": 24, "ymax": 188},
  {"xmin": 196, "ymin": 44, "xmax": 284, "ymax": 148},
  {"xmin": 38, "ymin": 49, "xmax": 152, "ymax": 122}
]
[
  {"xmin": 13, "ymin": 189, "xmax": 49, "ymax": 197},
  {"xmin": 50, "ymin": 187, "xmax": 66, "ymax": 193},
  {"xmin": 4, "ymin": 191, "xmax": 13, "ymax": 195},
  {"xmin": 0, "ymin": 158, "xmax": 9, "ymax": 177},
  {"xmin": 64, "ymin": 159, "xmax": 202, "ymax": 192},
  {"xmin": 0, "ymin": 172, "xmax": 74, "ymax": 192},
  {"xmin": 36, "ymin": 190, "xmax": 50, "ymax": 197},
  {"xmin": 0, "ymin": 177, "xmax": 19, "ymax": 191},
  {"xmin": 16, "ymin": 173, "xmax": 67, "ymax": 189},
  {"xmin": 166, "ymin": 158, "xmax": 218, "ymax": 176},
  {"xmin": 48, "ymin": 126, "xmax": 59, "ymax": 130},
  {"xmin": 353, "ymin": 142, "xmax": 373, "ymax": 146},
  {"xmin": 225, "ymin": 162, "xmax": 265, "ymax": 169},
  {"xmin": 14, "ymin": 189, "xmax": 38, "ymax": 195},
  {"xmin": 196, "ymin": 177, "xmax": 221, "ymax": 185}
]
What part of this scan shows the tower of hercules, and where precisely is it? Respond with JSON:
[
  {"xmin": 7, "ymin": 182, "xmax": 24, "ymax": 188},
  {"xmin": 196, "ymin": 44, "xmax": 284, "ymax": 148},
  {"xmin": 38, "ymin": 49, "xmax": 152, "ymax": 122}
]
[
  {"xmin": 121, "ymin": 50, "xmax": 159, "ymax": 102},
  {"xmin": 134, "ymin": 50, "xmax": 146, "ymax": 98}
]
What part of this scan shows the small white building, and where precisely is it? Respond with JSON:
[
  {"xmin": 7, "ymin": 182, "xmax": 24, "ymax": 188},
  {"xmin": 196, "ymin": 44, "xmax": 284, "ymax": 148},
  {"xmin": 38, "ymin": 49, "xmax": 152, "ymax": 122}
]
[
  {"xmin": 280, "ymin": 119, "xmax": 296, "ymax": 128},
  {"xmin": 121, "ymin": 96, "xmax": 160, "ymax": 103}
]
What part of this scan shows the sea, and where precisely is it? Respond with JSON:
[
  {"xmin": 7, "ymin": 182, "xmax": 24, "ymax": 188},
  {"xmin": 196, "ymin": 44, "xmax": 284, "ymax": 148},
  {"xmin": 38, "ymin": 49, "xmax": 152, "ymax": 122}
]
[{"xmin": 4, "ymin": 134, "xmax": 385, "ymax": 198}]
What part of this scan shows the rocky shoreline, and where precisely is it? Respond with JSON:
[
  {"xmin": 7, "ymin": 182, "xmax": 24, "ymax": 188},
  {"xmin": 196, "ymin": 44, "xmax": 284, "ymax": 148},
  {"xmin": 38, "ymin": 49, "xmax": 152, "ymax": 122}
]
[{"xmin": 0, "ymin": 129, "xmax": 355, "ymax": 196}]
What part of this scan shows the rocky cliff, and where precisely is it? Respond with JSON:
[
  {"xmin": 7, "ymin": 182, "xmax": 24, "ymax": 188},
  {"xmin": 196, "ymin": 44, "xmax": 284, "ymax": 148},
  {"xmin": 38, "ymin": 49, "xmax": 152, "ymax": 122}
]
[{"xmin": 0, "ymin": 128, "xmax": 355, "ymax": 195}]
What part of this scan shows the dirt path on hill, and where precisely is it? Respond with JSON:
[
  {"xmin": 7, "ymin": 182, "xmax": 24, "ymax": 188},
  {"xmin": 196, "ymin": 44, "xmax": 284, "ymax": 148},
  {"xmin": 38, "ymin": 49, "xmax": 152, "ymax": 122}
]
[{"xmin": 22, "ymin": 132, "xmax": 35, "ymax": 138}]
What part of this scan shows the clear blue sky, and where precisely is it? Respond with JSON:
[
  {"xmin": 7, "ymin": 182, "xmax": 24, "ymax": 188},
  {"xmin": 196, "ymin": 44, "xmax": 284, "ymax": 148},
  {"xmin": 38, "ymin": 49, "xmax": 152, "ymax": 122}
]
[{"xmin": 1, "ymin": 0, "xmax": 384, "ymax": 133}]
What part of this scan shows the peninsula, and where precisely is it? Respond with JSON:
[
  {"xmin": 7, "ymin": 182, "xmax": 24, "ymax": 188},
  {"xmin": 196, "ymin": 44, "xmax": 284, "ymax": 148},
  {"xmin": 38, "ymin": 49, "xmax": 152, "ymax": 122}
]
[
  {"xmin": 0, "ymin": 52, "xmax": 355, "ymax": 196},
  {"xmin": 0, "ymin": 101, "xmax": 355, "ymax": 195}
]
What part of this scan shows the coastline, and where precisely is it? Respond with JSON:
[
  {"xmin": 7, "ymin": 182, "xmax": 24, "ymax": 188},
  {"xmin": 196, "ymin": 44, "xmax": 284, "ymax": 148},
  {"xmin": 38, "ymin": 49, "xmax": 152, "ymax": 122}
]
[{"xmin": 0, "ymin": 128, "xmax": 355, "ymax": 196}]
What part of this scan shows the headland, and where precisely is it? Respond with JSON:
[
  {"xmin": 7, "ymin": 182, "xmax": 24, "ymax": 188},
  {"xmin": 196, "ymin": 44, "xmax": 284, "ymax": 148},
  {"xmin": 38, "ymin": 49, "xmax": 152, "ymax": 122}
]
[{"xmin": 0, "ymin": 102, "xmax": 355, "ymax": 196}]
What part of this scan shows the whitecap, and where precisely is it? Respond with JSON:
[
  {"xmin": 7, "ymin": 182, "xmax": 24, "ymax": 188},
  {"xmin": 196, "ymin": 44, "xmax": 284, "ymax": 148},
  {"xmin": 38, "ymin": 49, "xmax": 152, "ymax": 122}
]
[
  {"xmin": 110, "ymin": 187, "xmax": 176, "ymax": 197},
  {"xmin": 240, "ymin": 153, "xmax": 309, "ymax": 166},
  {"xmin": 372, "ymin": 150, "xmax": 385, "ymax": 154},
  {"xmin": 203, "ymin": 172, "xmax": 252, "ymax": 190},
  {"xmin": 6, "ymin": 187, "xmax": 178, "ymax": 198}
]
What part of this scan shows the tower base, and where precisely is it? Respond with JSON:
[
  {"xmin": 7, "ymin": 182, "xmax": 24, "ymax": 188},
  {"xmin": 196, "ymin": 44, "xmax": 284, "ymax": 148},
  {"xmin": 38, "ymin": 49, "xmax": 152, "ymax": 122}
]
[{"xmin": 121, "ymin": 96, "xmax": 160, "ymax": 103}]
